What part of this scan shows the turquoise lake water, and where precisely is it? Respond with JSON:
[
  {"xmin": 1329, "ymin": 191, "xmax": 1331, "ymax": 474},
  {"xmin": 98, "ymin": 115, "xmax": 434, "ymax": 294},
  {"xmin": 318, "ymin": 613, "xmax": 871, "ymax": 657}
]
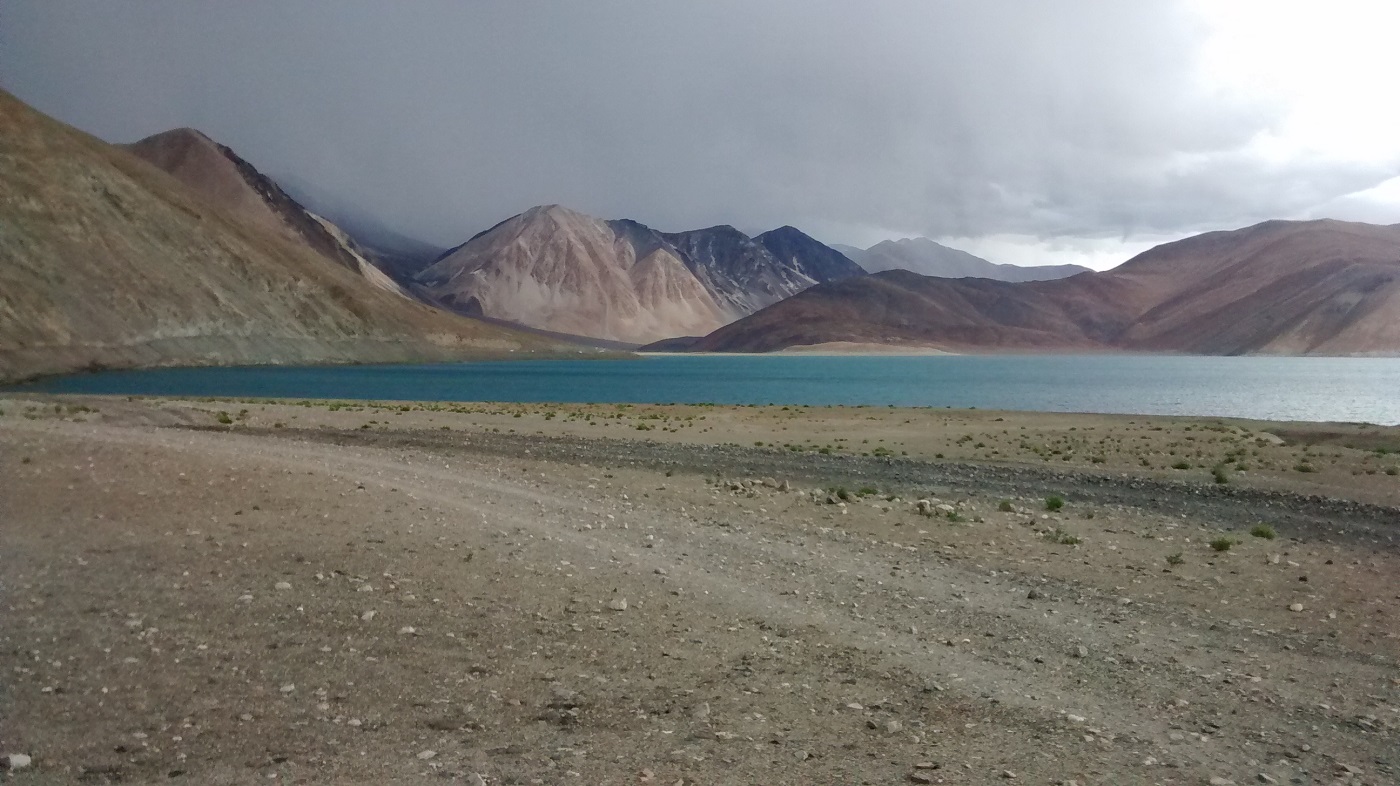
[{"xmin": 12, "ymin": 355, "xmax": 1400, "ymax": 425}]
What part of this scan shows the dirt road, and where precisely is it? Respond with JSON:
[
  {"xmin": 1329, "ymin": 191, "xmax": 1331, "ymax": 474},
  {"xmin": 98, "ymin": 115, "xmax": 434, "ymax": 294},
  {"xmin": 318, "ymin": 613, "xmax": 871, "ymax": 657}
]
[{"xmin": 2, "ymin": 397, "xmax": 1396, "ymax": 784}]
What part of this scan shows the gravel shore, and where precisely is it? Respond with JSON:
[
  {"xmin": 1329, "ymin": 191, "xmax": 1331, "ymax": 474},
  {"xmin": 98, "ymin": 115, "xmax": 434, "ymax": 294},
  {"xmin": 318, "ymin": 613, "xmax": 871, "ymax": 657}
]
[{"xmin": 3, "ymin": 396, "xmax": 1397, "ymax": 784}]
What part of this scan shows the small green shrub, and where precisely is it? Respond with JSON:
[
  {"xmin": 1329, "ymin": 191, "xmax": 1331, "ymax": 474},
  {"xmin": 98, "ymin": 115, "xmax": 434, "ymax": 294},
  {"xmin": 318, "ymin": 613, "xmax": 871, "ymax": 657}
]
[
  {"xmin": 1212, "ymin": 465, "xmax": 1230, "ymax": 484},
  {"xmin": 215, "ymin": 411, "xmax": 233, "ymax": 425},
  {"xmin": 1209, "ymin": 537, "xmax": 1236, "ymax": 552},
  {"xmin": 858, "ymin": 486, "xmax": 878, "ymax": 496},
  {"xmin": 1386, "ymin": 466, "xmax": 1398, "ymax": 476},
  {"xmin": 1172, "ymin": 461, "xmax": 1191, "ymax": 470},
  {"xmin": 1045, "ymin": 495, "xmax": 1065, "ymax": 511},
  {"xmin": 1293, "ymin": 462, "xmax": 1316, "ymax": 473},
  {"xmin": 1044, "ymin": 529, "xmax": 1080, "ymax": 545},
  {"xmin": 998, "ymin": 499, "xmax": 1014, "ymax": 512},
  {"xmin": 1165, "ymin": 551, "xmax": 1184, "ymax": 566},
  {"xmin": 1250, "ymin": 523, "xmax": 1276, "ymax": 539}
]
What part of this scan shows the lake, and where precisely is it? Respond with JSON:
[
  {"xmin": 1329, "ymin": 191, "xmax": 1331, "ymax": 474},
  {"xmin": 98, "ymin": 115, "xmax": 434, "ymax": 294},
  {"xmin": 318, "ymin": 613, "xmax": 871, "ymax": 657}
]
[{"xmin": 12, "ymin": 355, "xmax": 1400, "ymax": 425}]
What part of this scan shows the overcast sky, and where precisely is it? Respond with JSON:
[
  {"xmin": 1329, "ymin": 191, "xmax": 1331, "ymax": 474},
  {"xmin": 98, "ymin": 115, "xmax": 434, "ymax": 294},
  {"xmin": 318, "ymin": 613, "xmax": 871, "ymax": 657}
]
[{"xmin": 3, "ymin": 1, "xmax": 1398, "ymax": 269}]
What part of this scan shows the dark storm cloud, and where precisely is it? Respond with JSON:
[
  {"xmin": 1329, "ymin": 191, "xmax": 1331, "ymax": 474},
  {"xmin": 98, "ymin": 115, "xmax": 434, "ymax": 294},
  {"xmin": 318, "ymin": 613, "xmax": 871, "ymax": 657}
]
[{"xmin": 1, "ymin": 1, "xmax": 1394, "ymax": 250}]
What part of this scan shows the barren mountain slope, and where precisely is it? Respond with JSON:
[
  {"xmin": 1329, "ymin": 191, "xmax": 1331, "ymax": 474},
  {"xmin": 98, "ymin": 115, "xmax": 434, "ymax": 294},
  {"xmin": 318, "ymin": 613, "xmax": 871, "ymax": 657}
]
[
  {"xmin": 416, "ymin": 205, "xmax": 729, "ymax": 344},
  {"xmin": 1112, "ymin": 220, "xmax": 1400, "ymax": 354},
  {"xmin": 754, "ymin": 225, "xmax": 866, "ymax": 285},
  {"xmin": 123, "ymin": 128, "xmax": 409, "ymax": 297},
  {"xmin": 661, "ymin": 224, "xmax": 851, "ymax": 316},
  {"xmin": 0, "ymin": 89, "xmax": 555, "ymax": 383},
  {"xmin": 689, "ymin": 270, "xmax": 1117, "ymax": 353},
  {"xmin": 692, "ymin": 220, "xmax": 1400, "ymax": 355},
  {"xmin": 416, "ymin": 208, "xmax": 864, "ymax": 344}
]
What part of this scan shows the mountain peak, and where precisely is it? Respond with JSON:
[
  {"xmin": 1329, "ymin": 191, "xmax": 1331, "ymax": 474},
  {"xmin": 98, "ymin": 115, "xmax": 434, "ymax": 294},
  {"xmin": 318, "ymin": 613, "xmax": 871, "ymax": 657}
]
[
  {"xmin": 519, "ymin": 204, "xmax": 594, "ymax": 223},
  {"xmin": 133, "ymin": 126, "xmax": 218, "ymax": 148},
  {"xmin": 123, "ymin": 126, "xmax": 396, "ymax": 285},
  {"xmin": 756, "ymin": 225, "xmax": 813, "ymax": 242}
]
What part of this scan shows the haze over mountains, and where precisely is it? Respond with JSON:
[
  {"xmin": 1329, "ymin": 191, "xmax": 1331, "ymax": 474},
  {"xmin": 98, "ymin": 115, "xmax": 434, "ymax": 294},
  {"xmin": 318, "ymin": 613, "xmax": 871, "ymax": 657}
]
[
  {"xmin": 689, "ymin": 219, "xmax": 1400, "ymax": 355},
  {"xmin": 835, "ymin": 238, "xmax": 1091, "ymax": 282},
  {"xmin": 414, "ymin": 205, "xmax": 865, "ymax": 344},
  {"xmin": 0, "ymin": 90, "xmax": 556, "ymax": 383}
]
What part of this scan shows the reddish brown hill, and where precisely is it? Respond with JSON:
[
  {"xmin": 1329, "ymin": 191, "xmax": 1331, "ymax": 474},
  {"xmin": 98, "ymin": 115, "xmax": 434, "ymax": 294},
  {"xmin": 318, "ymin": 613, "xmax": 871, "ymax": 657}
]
[
  {"xmin": 0, "ymin": 89, "xmax": 559, "ymax": 383},
  {"xmin": 123, "ymin": 128, "xmax": 409, "ymax": 297},
  {"xmin": 690, "ymin": 220, "xmax": 1400, "ymax": 355}
]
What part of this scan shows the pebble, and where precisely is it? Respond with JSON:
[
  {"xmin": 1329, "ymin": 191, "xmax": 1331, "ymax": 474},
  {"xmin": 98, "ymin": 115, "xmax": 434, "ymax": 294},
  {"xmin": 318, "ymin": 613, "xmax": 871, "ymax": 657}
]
[
  {"xmin": 467, "ymin": 775, "xmax": 487, "ymax": 786},
  {"xmin": 608, "ymin": 598, "xmax": 629, "ymax": 611},
  {"xmin": 1026, "ymin": 588, "xmax": 1043, "ymax": 600},
  {"xmin": 2, "ymin": 753, "xmax": 32, "ymax": 771},
  {"xmin": 417, "ymin": 749, "xmax": 436, "ymax": 760},
  {"xmin": 910, "ymin": 774, "xmax": 934, "ymax": 784},
  {"xmin": 1288, "ymin": 603, "xmax": 1304, "ymax": 612},
  {"xmin": 398, "ymin": 626, "xmax": 417, "ymax": 635},
  {"xmin": 360, "ymin": 610, "xmax": 376, "ymax": 621},
  {"xmin": 279, "ymin": 683, "xmax": 295, "ymax": 694},
  {"xmin": 1072, "ymin": 645, "xmax": 1089, "ymax": 658},
  {"xmin": 274, "ymin": 581, "xmax": 292, "ymax": 591},
  {"xmin": 1257, "ymin": 774, "xmax": 1278, "ymax": 784},
  {"xmin": 1209, "ymin": 778, "xmax": 1236, "ymax": 786}
]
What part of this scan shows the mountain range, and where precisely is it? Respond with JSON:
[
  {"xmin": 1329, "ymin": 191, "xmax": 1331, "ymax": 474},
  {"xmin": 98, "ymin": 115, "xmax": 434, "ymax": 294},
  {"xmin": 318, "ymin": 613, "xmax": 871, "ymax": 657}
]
[
  {"xmin": 0, "ymin": 89, "xmax": 558, "ymax": 384},
  {"xmin": 834, "ymin": 238, "xmax": 1090, "ymax": 282},
  {"xmin": 413, "ymin": 206, "xmax": 865, "ymax": 344},
  {"xmin": 686, "ymin": 219, "xmax": 1400, "ymax": 355},
  {"xmin": 4, "ymin": 84, "xmax": 1398, "ymax": 383}
]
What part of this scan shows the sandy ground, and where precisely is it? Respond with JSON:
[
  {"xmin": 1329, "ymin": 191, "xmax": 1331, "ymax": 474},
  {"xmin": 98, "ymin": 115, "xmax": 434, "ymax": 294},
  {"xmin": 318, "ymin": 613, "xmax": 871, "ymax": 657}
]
[{"xmin": 2, "ymin": 395, "xmax": 1397, "ymax": 785}]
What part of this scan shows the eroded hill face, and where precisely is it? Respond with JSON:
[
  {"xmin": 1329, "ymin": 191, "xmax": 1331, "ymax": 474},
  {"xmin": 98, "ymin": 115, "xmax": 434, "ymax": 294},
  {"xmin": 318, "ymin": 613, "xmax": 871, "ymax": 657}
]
[
  {"xmin": 123, "ymin": 128, "xmax": 410, "ymax": 298},
  {"xmin": 416, "ymin": 206, "xmax": 863, "ymax": 344},
  {"xmin": 0, "ymin": 89, "xmax": 555, "ymax": 383},
  {"xmin": 693, "ymin": 220, "xmax": 1400, "ymax": 355}
]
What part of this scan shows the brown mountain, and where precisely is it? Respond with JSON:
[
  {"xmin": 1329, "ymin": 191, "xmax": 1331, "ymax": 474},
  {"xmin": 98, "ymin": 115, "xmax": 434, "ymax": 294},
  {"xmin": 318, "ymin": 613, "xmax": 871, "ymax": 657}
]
[
  {"xmin": 416, "ymin": 205, "xmax": 730, "ymax": 344},
  {"xmin": 688, "ymin": 219, "xmax": 1400, "ymax": 355},
  {"xmin": 123, "ymin": 127, "xmax": 409, "ymax": 297},
  {"xmin": 415, "ymin": 206, "xmax": 862, "ymax": 344},
  {"xmin": 0, "ymin": 89, "xmax": 557, "ymax": 383}
]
